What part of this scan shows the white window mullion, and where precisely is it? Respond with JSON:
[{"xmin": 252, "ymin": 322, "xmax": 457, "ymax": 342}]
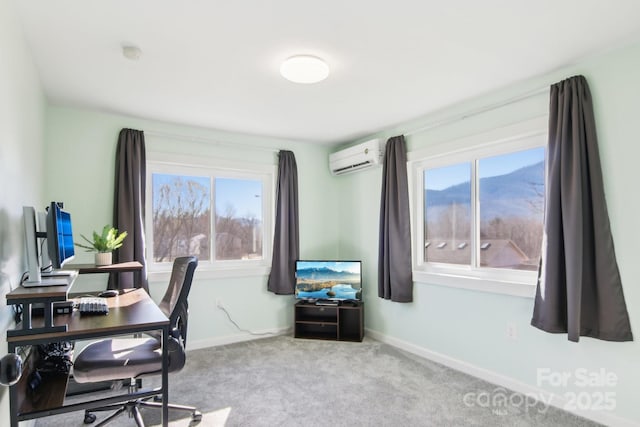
[
  {"xmin": 214, "ymin": 175, "xmax": 217, "ymax": 266},
  {"xmin": 470, "ymin": 159, "xmax": 479, "ymax": 269},
  {"xmin": 415, "ymin": 167, "xmax": 425, "ymax": 270}
]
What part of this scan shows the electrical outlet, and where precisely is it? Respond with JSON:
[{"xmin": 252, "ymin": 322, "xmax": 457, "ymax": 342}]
[
  {"xmin": 506, "ymin": 321, "xmax": 518, "ymax": 340},
  {"xmin": 216, "ymin": 298, "xmax": 223, "ymax": 308}
]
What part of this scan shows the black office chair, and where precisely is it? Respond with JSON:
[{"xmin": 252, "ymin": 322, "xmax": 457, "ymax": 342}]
[{"xmin": 73, "ymin": 256, "xmax": 201, "ymax": 426}]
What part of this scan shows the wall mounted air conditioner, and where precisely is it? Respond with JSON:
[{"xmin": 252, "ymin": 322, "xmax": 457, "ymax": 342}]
[{"xmin": 329, "ymin": 139, "xmax": 384, "ymax": 176}]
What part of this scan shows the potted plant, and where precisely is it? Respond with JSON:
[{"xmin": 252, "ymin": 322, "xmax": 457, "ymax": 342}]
[{"xmin": 75, "ymin": 225, "xmax": 128, "ymax": 266}]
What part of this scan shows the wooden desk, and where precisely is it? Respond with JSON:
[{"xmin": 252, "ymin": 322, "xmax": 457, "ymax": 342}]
[
  {"xmin": 5, "ymin": 277, "xmax": 76, "ymax": 337},
  {"xmin": 65, "ymin": 261, "xmax": 143, "ymax": 274},
  {"xmin": 66, "ymin": 261, "xmax": 144, "ymax": 288},
  {"xmin": 6, "ymin": 288, "xmax": 170, "ymax": 427}
]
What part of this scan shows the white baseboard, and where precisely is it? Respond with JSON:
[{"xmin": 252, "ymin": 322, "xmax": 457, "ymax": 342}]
[
  {"xmin": 187, "ymin": 327, "xmax": 291, "ymax": 351},
  {"xmin": 365, "ymin": 328, "xmax": 638, "ymax": 427}
]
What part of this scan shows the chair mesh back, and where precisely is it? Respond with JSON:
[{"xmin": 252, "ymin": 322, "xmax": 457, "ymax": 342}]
[{"xmin": 159, "ymin": 256, "xmax": 198, "ymax": 347}]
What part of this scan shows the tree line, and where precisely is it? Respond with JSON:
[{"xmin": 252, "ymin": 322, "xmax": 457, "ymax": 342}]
[
  {"xmin": 425, "ymin": 203, "xmax": 543, "ymax": 266},
  {"xmin": 152, "ymin": 177, "xmax": 261, "ymax": 262}
]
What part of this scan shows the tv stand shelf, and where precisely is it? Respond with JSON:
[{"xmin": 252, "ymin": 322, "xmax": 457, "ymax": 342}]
[{"xmin": 294, "ymin": 301, "xmax": 364, "ymax": 342}]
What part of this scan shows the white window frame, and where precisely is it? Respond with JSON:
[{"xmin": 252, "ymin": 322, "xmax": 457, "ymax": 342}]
[
  {"xmin": 407, "ymin": 117, "xmax": 547, "ymax": 297},
  {"xmin": 145, "ymin": 152, "xmax": 275, "ymax": 280}
]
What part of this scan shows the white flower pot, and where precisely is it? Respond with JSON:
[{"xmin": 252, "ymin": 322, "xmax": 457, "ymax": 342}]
[{"xmin": 95, "ymin": 252, "xmax": 113, "ymax": 266}]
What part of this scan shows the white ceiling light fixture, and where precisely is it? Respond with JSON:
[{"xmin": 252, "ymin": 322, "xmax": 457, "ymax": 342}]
[
  {"xmin": 280, "ymin": 55, "xmax": 329, "ymax": 84},
  {"xmin": 122, "ymin": 45, "xmax": 142, "ymax": 61}
]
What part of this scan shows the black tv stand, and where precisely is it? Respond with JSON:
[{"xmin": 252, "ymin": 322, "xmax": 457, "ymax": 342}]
[{"xmin": 294, "ymin": 300, "xmax": 364, "ymax": 342}]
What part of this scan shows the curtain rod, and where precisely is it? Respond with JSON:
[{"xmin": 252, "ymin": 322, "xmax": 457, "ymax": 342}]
[
  {"xmin": 404, "ymin": 85, "xmax": 549, "ymax": 137},
  {"xmin": 147, "ymin": 85, "xmax": 549, "ymax": 145},
  {"xmin": 143, "ymin": 130, "xmax": 280, "ymax": 153}
]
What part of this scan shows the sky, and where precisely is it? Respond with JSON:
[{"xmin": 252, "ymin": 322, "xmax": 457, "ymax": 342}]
[
  {"xmin": 425, "ymin": 147, "xmax": 544, "ymax": 190},
  {"xmin": 215, "ymin": 177, "xmax": 262, "ymax": 219}
]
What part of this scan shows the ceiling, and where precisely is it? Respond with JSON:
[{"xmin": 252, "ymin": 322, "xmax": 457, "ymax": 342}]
[{"xmin": 13, "ymin": 0, "xmax": 640, "ymax": 145}]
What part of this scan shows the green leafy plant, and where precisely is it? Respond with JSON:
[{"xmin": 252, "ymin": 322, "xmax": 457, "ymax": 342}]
[{"xmin": 75, "ymin": 225, "xmax": 127, "ymax": 253}]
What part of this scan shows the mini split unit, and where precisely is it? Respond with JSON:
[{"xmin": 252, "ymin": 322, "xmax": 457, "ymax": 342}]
[{"xmin": 329, "ymin": 139, "xmax": 384, "ymax": 176}]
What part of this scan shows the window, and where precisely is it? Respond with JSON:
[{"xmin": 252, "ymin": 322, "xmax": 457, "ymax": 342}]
[
  {"xmin": 146, "ymin": 157, "xmax": 274, "ymax": 276},
  {"xmin": 424, "ymin": 162, "xmax": 471, "ymax": 266},
  {"xmin": 152, "ymin": 173, "xmax": 211, "ymax": 263},
  {"xmin": 409, "ymin": 117, "xmax": 547, "ymax": 296},
  {"xmin": 477, "ymin": 149, "xmax": 544, "ymax": 271},
  {"xmin": 214, "ymin": 177, "xmax": 263, "ymax": 261}
]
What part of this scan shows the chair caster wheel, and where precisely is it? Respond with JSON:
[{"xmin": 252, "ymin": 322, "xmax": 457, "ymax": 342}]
[
  {"xmin": 192, "ymin": 410, "xmax": 203, "ymax": 422},
  {"xmin": 84, "ymin": 412, "xmax": 97, "ymax": 424}
]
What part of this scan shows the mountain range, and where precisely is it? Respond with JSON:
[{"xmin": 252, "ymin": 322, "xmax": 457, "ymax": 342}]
[
  {"xmin": 425, "ymin": 161, "xmax": 544, "ymax": 221},
  {"xmin": 296, "ymin": 267, "xmax": 359, "ymax": 281}
]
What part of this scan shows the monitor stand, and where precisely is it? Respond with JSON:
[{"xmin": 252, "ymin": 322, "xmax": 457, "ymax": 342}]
[
  {"xmin": 42, "ymin": 270, "xmax": 73, "ymax": 277},
  {"xmin": 22, "ymin": 275, "xmax": 72, "ymax": 287}
]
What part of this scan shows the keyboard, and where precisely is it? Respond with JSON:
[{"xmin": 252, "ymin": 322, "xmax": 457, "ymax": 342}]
[{"xmin": 77, "ymin": 297, "xmax": 109, "ymax": 315}]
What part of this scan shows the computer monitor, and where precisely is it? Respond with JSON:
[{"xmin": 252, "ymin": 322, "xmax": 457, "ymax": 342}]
[
  {"xmin": 22, "ymin": 202, "xmax": 75, "ymax": 286},
  {"xmin": 46, "ymin": 202, "xmax": 75, "ymax": 269}
]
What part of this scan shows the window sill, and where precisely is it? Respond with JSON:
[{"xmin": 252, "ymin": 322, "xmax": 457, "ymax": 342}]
[
  {"xmin": 413, "ymin": 270, "xmax": 537, "ymax": 298},
  {"xmin": 148, "ymin": 265, "xmax": 270, "ymax": 283}
]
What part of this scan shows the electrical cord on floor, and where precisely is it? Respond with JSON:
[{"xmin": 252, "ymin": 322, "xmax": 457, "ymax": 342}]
[{"xmin": 217, "ymin": 304, "xmax": 277, "ymax": 336}]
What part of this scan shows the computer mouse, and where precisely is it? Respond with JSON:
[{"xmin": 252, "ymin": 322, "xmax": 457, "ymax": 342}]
[{"xmin": 98, "ymin": 289, "xmax": 119, "ymax": 298}]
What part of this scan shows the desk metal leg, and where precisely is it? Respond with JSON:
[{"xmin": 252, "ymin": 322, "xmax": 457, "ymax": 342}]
[{"xmin": 162, "ymin": 326, "xmax": 169, "ymax": 427}]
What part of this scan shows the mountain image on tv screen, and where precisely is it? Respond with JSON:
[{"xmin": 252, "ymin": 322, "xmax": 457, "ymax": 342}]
[{"xmin": 295, "ymin": 260, "xmax": 362, "ymax": 300}]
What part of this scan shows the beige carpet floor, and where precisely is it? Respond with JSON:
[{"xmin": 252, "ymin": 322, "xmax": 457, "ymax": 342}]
[{"xmin": 34, "ymin": 335, "xmax": 599, "ymax": 426}]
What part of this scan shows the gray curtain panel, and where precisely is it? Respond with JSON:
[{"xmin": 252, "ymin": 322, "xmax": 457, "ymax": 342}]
[
  {"xmin": 378, "ymin": 135, "xmax": 413, "ymax": 302},
  {"xmin": 531, "ymin": 75, "xmax": 632, "ymax": 342},
  {"xmin": 267, "ymin": 150, "xmax": 299, "ymax": 294},
  {"xmin": 109, "ymin": 128, "xmax": 149, "ymax": 292}
]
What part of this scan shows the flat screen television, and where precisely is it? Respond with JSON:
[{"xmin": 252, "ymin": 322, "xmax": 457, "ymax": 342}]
[{"xmin": 295, "ymin": 260, "xmax": 362, "ymax": 301}]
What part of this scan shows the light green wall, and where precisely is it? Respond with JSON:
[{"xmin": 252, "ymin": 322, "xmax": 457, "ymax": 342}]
[
  {"xmin": 43, "ymin": 105, "xmax": 341, "ymax": 347},
  {"xmin": 337, "ymin": 43, "xmax": 640, "ymax": 424},
  {"xmin": 0, "ymin": 0, "xmax": 46, "ymax": 419},
  {"xmin": 4, "ymin": 0, "xmax": 639, "ymax": 421}
]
